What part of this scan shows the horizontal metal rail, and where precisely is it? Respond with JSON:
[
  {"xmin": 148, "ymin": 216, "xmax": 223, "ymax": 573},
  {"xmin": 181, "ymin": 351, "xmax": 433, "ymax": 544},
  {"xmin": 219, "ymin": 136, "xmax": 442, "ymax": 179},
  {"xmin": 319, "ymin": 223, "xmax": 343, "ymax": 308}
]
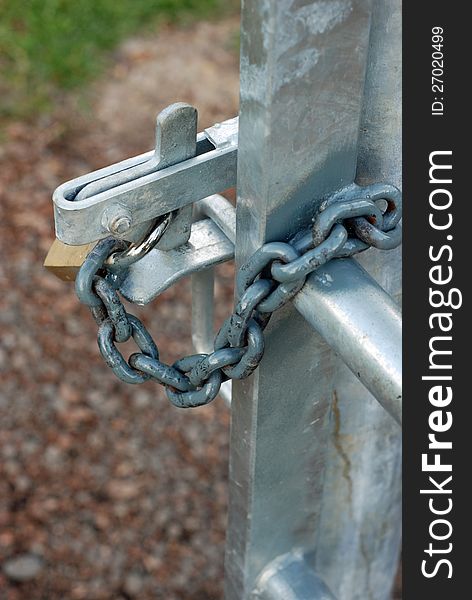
[
  {"xmin": 253, "ymin": 553, "xmax": 337, "ymax": 600},
  {"xmin": 294, "ymin": 258, "xmax": 402, "ymax": 424}
]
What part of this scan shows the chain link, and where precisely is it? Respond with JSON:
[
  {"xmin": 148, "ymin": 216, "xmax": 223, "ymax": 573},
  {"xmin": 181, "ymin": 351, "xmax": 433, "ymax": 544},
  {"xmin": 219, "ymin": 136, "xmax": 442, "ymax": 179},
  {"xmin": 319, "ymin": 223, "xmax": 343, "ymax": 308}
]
[{"xmin": 75, "ymin": 185, "xmax": 402, "ymax": 408}]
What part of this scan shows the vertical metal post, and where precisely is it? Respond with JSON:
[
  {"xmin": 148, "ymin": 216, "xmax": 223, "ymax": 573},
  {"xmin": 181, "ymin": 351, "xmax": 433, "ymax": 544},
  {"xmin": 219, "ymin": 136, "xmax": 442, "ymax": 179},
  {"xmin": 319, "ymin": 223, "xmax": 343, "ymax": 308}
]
[
  {"xmin": 313, "ymin": 2, "xmax": 402, "ymax": 598},
  {"xmin": 225, "ymin": 1, "xmax": 373, "ymax": 598},
  {"xmin": 192, "ymin": 267, "xmax": 215, "ymax": 353},
  {"xmin": 192, "ymin": 203, "xmax": 215, "ymax": 354}
]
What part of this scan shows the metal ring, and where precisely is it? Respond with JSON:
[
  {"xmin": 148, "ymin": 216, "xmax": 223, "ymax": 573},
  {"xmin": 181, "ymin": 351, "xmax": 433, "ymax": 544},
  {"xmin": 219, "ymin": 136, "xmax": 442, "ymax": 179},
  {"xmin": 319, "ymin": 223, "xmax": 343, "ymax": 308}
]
[
  {"xmin": 105, "ymin": 212, "xmax": 174, "ymax": 272},
  {"xmin": 352, "ymin": 221, "xmax": 402, "ymax": 250},
  {"xmin": 93, "ymin": 277, "xmax": 131, "ymax": 343},
  {"xmin": 234, "ymin": 242, "xmax": 303, "ymax": 315},
  {"xmin": 335, "ymin": 237, "xmax": 370, "ymax": 257},
  {"xmin": 90, "ymin": 304, "xmax": 109, "ymax": 327},
  {"xmin": 75, "ymin": 237, "xmax": 126, "ymax": 307},
  {"xmin": 271, "ymin": 223, "xmax": 347, "ymax": 283},
  {"xmin": 227, "ymin": 279, "xmax": 274, "ymax": 347},
  {"xmin": 256, "ymin": 279, "xmax": 305, "ymax": 313},
  {"xmin": 236, "ymin": 242, "xmax": 300, "ymax": 299},
  {"xmin": 215, "ymin": 319, "xmax": 264, "ymax": 380},
  {"xmin": 254, "ymin": 311, "xmax": 272, "ymax": 332},
  {"xmin": 129, "ymin": 353, "xmax": 194, "ymax": 392},
  {"xmin": 97, "ymin": 314, "xmax": 159, "ymax": 384},
  {"xmin": 360, "ymin": 183, "xmax": 402, "ymax": 230},
  {"xmin": 312, "ymin": 199, "xmax": 384, "ymax": 247},
  {"xmin": 291, "ymin": 229, "xmax": 315, "ymax": 254},
  {"xmin": 165, "ymin": 355, "xmax": 223, "ymax": 408},
  {"xmin": 188, "ymin": 347, "xmax": 246, "ymax": 388}
]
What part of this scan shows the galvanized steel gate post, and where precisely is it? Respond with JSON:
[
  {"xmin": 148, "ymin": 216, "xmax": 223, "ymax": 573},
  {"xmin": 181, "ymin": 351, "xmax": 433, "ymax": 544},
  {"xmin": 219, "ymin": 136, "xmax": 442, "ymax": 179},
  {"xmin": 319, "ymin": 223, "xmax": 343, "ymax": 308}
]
[{"xmin": 225, "ymin": 1, "xmax": 401, "ymax": 599}]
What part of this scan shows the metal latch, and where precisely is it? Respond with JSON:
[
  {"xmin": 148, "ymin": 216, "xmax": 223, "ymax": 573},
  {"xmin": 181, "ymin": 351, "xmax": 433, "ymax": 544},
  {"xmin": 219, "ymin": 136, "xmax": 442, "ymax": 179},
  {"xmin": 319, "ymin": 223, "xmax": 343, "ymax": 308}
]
[{"xmin": 52, "ymin": 104, "xmax": 238, "ymax": 246}]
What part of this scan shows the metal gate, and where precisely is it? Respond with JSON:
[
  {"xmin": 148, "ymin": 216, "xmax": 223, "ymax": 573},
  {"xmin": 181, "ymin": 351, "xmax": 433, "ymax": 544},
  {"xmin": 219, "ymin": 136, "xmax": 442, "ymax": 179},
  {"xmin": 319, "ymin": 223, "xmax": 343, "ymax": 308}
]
[{"xmin": 47, "ymin": 0, "xmax": 402, "ymax": 597}]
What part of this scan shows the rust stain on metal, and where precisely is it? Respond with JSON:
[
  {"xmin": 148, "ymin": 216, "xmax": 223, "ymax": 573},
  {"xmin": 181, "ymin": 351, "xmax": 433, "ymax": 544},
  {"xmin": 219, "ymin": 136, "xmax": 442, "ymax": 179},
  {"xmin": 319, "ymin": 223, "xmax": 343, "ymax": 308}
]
[{"xmin": 332, "ymin": 390, "xmax": 353, "ymax": 509}]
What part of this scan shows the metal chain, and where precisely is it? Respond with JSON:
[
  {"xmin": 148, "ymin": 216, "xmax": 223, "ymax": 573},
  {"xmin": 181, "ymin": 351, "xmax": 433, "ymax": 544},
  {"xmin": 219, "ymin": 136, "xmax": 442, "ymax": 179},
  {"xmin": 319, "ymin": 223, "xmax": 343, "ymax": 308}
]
[{"xmin": 75, "ymin": 185, "xmax": 402, "ymax": 408}]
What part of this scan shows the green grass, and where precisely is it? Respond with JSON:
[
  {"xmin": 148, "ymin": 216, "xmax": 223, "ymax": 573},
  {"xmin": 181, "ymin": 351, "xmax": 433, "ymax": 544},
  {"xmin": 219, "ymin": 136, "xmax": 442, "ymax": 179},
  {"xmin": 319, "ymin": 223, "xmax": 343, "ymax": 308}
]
[{"xmin": 0, "ymin": 0, "xmax": 236, "ymax": 121}]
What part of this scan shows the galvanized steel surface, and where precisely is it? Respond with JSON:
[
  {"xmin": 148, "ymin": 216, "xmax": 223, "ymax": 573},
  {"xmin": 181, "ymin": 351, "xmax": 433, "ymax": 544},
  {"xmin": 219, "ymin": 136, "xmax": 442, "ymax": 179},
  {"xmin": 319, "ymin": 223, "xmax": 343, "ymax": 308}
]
[
  {"xmin": 53, "ymin": 117, "xmax": 238, "ymax": 245},
  {"xmin": 253, "ymin": 553, "xmax": 337, "ymax": 600},
  {"xmin": 294, "ymin": 258, "xmax": 402, "ymax": 424},
  {"xmin": 120, "ymin": 215, "xmax": 234, "ymax": 304},
  {"xmin": 226, "ymin": 0, "xmax": 374, "ymax": 598},
  {"xmin": 311, "ymin": 1, "xmax": 402, "ymax": 599},
  {"xmin": 120, "ymin": 194, "xmax": 236, "ymax": 304}
]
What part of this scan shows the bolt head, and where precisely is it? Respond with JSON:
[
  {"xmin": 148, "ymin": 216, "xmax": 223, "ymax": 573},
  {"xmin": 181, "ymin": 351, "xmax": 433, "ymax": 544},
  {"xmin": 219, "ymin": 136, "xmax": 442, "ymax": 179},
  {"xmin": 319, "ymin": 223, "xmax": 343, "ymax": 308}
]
[{"xmin": 106, "ymin": 211, "xmax": 132, "ymax": 235}]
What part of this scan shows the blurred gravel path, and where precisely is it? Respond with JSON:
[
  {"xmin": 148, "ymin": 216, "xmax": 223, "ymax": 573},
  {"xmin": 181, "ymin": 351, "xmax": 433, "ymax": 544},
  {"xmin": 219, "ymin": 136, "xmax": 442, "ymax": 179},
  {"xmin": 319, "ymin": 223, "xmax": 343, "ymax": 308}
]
[{"xmin": 0, "ymin": 19, "xmax": 239, "ymax": 600}]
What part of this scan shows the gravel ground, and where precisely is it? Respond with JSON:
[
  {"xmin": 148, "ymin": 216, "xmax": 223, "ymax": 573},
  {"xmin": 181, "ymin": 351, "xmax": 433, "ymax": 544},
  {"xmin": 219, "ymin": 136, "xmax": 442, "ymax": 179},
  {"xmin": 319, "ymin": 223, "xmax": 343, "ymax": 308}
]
[{"xmin": 0, "ymin": 19, "xmax": 239, "ymax": 600}]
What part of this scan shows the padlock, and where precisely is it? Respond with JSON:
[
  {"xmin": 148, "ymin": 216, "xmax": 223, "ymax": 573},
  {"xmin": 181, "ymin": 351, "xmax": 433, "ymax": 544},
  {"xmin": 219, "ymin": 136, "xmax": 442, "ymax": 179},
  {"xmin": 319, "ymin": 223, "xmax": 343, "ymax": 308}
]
[{"xmin": 43, "ymin": 239, "xmax": 97, "ymax": 281}]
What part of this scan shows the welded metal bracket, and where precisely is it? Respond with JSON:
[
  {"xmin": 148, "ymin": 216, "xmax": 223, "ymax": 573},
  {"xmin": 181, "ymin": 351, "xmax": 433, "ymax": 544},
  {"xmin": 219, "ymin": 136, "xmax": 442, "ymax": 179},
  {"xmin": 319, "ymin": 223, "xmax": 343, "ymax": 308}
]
[{"xmin": 120, "ymin": 194, "xmax": 235, "ymax": 304}]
